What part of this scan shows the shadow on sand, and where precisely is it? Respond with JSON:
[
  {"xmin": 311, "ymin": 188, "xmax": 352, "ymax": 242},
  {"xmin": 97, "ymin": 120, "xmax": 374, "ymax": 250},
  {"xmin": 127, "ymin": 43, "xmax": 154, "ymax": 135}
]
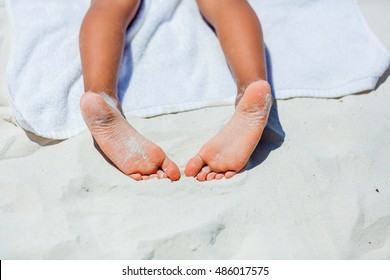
[{"xmin": 375, "ymin": 64, "xmax": 390, "ymax": 90}]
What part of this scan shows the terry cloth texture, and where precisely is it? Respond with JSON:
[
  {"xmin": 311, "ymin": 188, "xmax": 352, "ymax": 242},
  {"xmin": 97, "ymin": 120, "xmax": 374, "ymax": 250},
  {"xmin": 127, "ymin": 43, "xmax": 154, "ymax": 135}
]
[{"xmin": 5, "ymin": 0, "xmax": 390, "ymax": 139}]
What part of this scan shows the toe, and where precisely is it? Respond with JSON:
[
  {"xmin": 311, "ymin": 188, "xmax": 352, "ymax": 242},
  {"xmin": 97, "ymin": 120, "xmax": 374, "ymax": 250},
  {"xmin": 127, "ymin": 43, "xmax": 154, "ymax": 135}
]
[
  {"xmin": 149, "ymin": 174, "xmax": 158, "ymax": 179},
  {"xmin": 185, "ymin": 154, "xmax": 205, "ymax": 177},
  {"xmin": 162, "ymin": 157, "xmax": 181, "ymax": 181},
  {"xmin": 129, "ymin": 173, "xmax": 142, "ymax": 181},
  {"xmin": 142, "ymin": 175, "xmax": 150, "ymax": 180},
  {"xmin": 157, "ymin": 170, "xmax": 168, "ymax": 179},
  {"xmin": 196, "ymin": 171, "xmax": 208, "ymax": 181},
  {"xmin": 225, "ymin": 171, "xmax": 237, "ymax": 179},
  {"xmin": 215, "ymin": 173, "xmax": 224, "ymax": 180},
  {"xmin": 206, "ymin": 172, "xmax": 217, "ymax": 181},
  {"xmin": 197, "ymin": 166, "xmax": 210, "ymax": 181}
]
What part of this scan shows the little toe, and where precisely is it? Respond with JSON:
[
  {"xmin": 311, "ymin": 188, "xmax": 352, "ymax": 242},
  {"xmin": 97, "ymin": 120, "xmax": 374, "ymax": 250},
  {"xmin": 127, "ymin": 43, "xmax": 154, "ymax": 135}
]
[
  {"xmin": 185, "ymin": 154, "xmax": 205, "ymax": 177},
  {"xmin": 130, "ymin": 173, "xmax": 142, "ymax": 181},
  {"xmin": 225, "ymin": 171, "xmax": 237, "ymax": 179}
]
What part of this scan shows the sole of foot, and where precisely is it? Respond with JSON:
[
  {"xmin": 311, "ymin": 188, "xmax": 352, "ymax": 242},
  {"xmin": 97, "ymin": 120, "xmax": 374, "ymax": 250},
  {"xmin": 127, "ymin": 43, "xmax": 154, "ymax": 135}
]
[
  {"xmin": 80, "ymin": 91, "xmax": 181, "ymax": 181},
  {"xmin": 184, "ymin": 80, "xmax": 272, "ymax": 181}
]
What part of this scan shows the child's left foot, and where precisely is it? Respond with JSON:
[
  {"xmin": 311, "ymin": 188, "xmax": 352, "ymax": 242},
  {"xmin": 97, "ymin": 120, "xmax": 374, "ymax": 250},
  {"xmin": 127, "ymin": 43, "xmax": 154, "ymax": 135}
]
[{"xmin": 185, "ymin": 80, "xmax": 272, "ymax": 181}]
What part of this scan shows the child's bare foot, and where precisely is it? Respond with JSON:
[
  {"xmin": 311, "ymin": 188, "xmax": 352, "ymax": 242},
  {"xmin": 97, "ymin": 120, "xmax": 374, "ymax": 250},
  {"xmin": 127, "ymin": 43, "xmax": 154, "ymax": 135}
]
[
  {"xmin": 185, "ymin": 80, "xmax": 272, "ymax": 181},
  {"xmin": 80, "ymin": 91, "xmax": 180, "ymax": 181}
]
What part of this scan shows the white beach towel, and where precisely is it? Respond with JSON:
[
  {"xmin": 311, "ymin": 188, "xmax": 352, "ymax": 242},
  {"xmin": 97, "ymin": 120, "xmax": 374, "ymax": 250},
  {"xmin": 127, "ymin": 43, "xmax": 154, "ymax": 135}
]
[{"xmin": 5, "ymin": 0, "xmax": 390, "ymax": 139}]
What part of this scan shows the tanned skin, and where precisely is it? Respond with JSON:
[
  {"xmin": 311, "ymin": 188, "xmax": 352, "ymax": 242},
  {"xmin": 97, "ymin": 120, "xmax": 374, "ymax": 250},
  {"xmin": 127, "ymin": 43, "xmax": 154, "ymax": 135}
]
[{"xmin": 79, "ymin": 0, "xmax": 271, "ymax": 181}]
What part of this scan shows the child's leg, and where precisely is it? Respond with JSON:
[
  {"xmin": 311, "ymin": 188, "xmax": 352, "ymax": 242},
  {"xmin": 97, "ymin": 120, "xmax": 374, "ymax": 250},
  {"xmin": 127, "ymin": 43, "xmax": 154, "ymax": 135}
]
[
  {"xmin": 79, "ymin": 0, "xmax": 180, "ymax": 181},
  {"xmin": 185, "ymin": 0, "xmax": 272, "ymax": 181}
]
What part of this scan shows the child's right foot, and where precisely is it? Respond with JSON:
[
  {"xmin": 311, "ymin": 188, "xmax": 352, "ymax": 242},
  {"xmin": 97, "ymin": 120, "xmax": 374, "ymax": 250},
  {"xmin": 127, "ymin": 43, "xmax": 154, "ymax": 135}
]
[
  {"xmin": 80, "ymin": 91, "xmax": 181, "ymax": 181},
  {"xmin": 184, "ymin": 80, "xmax": 272, "ymax": 181}
]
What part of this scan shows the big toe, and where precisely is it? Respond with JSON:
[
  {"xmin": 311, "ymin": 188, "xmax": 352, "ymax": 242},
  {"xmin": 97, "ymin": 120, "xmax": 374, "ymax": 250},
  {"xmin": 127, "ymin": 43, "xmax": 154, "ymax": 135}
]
[
  {"xmin": 184, "ymin": 154, "xmax": 205, "ymax": 177},
  {"xmin": 162, "ymin": 157, "xmax": 181, "ymax": 181}
]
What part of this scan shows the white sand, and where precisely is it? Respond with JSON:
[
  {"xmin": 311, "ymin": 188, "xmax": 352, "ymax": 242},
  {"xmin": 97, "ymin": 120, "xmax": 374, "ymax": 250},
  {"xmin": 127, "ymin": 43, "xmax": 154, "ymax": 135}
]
[{"xmin": 0, "ymin": 0, "xmax": 389, "ymax": 259}]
